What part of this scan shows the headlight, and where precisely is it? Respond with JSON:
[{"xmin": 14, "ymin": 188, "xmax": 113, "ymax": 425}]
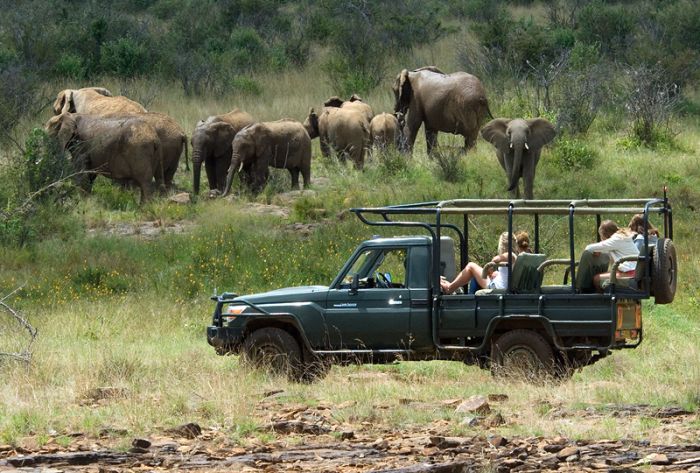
[{"xmin": 226, "ymin": 305, "xmax": 248, "ymax": 315}]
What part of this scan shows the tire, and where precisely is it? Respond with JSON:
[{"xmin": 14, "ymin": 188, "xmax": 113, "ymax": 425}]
[
  {"xmin": 491, "ymin": 330, "xmax": 557, "ymax": 380},
  {"xmin": 243, "ymin": 327, "xmax": 303, "ymax": 381},
  {"xmin": 652, "ymin": 238, "xmax": 677, "ymax": 304}
]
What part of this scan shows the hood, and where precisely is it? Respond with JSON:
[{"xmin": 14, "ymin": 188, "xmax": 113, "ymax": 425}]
[{"xmin": 236, "ymin": 285, "xmax": 329, "ymax": 305}]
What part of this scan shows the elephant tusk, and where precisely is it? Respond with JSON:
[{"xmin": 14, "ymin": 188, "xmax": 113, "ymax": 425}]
[
  {"xmin": 524, "ymin": 142, "xmax": 529, "ymax": 150},
  {"xmin": 509, "ymin": 143, "xmax": 513, "ymax": 149}
]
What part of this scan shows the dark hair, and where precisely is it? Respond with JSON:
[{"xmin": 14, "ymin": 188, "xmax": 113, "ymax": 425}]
[{"xmin": 628, "ymin": 214, "xmax": 659, "ymax": 236}]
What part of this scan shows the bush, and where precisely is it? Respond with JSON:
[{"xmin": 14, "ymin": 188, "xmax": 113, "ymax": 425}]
[
  {"xmin": 549, "ymin": 138, "xmax": 597, "ymax": 171},
  {"xmin": 100, "ymin": 37, "xmax": 149, "ymax": 78},
  {"xmin": 433, "ymin": 147, "xmax": 468, "ymax": 183},
  {"xmin": 576, "ymin": 1, "xmax": 635, "ymax": 55}
]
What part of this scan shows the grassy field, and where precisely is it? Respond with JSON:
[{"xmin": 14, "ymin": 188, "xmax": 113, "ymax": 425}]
[{"xmin": 1, "ymin": 37, "xmax": 699, "ymax": 449}]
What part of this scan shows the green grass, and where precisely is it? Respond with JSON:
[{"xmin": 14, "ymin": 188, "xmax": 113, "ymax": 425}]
[{"xmin": 1, "ymin": 38, "xmax": 700, "ymax": 446}]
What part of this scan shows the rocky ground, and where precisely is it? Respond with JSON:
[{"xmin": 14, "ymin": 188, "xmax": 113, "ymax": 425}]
[{"xmin": 2, "ymin": 394, "xmax": 699, "ymax": 472}]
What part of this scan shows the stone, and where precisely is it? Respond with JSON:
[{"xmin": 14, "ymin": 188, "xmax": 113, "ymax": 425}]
[
  {"xmin": 131, "ymin": 438, "xmax": 151, "ymax": 449},
  {"xmin": 488, "ymin": 435, "xmax": 508, "ymax": 448},
  {"xmin": 455, "ymin": 395, "xmax": 491, "ymax": 415},
  {"xmin": 340, "ymin": 431, "xmax": 355, "ymax": 440},
  {"xmin": 460, "ymin": 416, "xmax": 480, "ymax": 427},
  {"xmin": 485, "ymin": 412, "xmax": 505, "ymax": 427},
  {"xmin": 167, "ymin": 423, "xmax": 202, "ymax": 439},
  {"xmin": 169, "ymin": 192, "xmax": 191, "ymax": 204},
  {"xmin": 556, "ymin": 446, "xmax": 580, "ymax": 460},
  {"xmin": 636, "ymin": 453, "xmax": 670, "ymax": 465}
]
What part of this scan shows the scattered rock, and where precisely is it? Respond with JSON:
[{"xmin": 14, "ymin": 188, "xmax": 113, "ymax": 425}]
[
  {"xmin": 169, "ymin": 192, "xmax": 191, "ymax": 204},
  {"xmin": 636, "ymin": 452, "xmax": 670, "ymax": 465},
  {"xmin": 556, "ymin": 446, "xmax": 580, "ymax": 460},
  {"xmin": 455, "ymin": 395, "xmax": 491, "ymax": 415},
  {"xmin": 166, "ymin": 423, "xmax": 201, "ymax": 439},
  {"xmin": 428, "ymin": 436, "xmax": 466, "ymax": 449},
  {"xmin": 98, "ymin": 427, "xmax": 128, "ymax": 437},
  {"xmin": 207, "ymin": 190, "xmax": 221, "ymax": 199},
  {"xmin": 460, "ymin": 416, "xmax": 480, "ymax": 427},
  {"xmin": 484, "ymin": 412, "xmax": 505, "ymax": 427},
  {"xmin": 340, "ymin": 431, "xmax": 355, "ymax": 440},
  {"xmin": 269, "ymin": 421, "xmax": 330, "ymax": 435},
  {"xmin": 488, "ymin": 435, "xmax": 508, "ymax": 448},
  {"xmin": 131, "ymin": 439, "xmax": 151, "ymax": 449}
]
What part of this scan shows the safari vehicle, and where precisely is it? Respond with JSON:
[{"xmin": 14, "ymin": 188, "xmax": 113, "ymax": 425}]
[{"xmin": 207, "ymin": 194, "xmax": 677, "ymax": 380}]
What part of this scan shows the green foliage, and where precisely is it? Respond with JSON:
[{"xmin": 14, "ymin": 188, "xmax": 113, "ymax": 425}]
[
  {"xmin": 100, "ymin": 37, "xmax": 150, "ymax": 78},
  {"xmin": 576, "ymin": 1, "xmax": 636, "ymax": 55},
  {"xmin": 92, "ymin": 178, "xmax": 139, "ymax": 212},
  {"xmin": 432, "ymin": 148, "xmax": 468, "ymax": 183},
  {"xmin": 549, "ymin": 138, "xmax": 598, "ymax": 171}
]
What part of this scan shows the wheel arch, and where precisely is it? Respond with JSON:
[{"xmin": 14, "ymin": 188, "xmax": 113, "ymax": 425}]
[
  {"xmin": 485, "ymin": 316, "xmax": 558, "ymax": 351},
  {"xmin": 243, "ymin": 314, "xmax": 314, "ymax": 357}
]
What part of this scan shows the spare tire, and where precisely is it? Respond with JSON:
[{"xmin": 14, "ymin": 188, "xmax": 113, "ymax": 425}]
[{"xmin": 652, "ymin": 238, "xmax": 677, "ymax": 304}]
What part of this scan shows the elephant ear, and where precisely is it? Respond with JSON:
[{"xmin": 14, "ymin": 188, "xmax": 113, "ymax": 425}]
[
  {"xmin": 480, "ymin": 118, "xmax": 510, "ymax": 152},
  {"xmin": 89, "ymin": 87, "xmax": 112, "ymax": 97},
  {"xmin": 253, "ymin": 124, "xmax": 272, "ymax": 167},
  {"xmin": 348, "ymin": 93, "xmax": 363, "ymax": 102},
  {"xmin": 56, "ymin": 90, "xmax": 75, "ymax": 114},
  {"xmin": 394, "ymin": 69, "xmax": 411, "ymax": 114},
  {"xmin": 210, "ymin": 121, "xmax": 236, "ymax": 156},
  {"xmin": 526, "ymin": 118, "xmax": 556, "ymax": 149},
  {"xmin": 305, "ymin": 108, "xmax": 319, "ymax": 138},
  {"xmin": 51, "ymin": 113, "xmax": 77, "ymax": 149},
  {"xmin": 323, "ymin": 96, "xmax": 344, "ymax": 108}
]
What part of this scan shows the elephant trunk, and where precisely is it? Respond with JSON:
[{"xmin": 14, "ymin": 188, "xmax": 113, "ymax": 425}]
[
  {"xmin": 192, "ymin": 149, "xmax": 203, "ymax": 194},
  {"xmin": 222, "ymin": 153, "xmax": 241, "ymax": 197},
  {"xmin": 508, "ymin": 145, "xmax": 523, "ymax": 193}
]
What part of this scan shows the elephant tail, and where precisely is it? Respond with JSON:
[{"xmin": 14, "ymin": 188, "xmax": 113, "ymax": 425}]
[
  {"xmin": 183, "ymin": 135, "xmax": 190, "ymax": 172},
  {"xmin": 483, "ymin": 99, "xmax": 494, "ymax": 120}
]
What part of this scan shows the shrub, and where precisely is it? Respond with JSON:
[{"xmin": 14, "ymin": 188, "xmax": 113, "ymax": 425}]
[
  {"xmin": 576, "ymin": 1, "xmax": 635, "ymax": 55},
  {"xmin": 623, "ymin": 64, "xmax": 679, "ymax": 147},
  {"xmin": 433, "ymin": 147, "xmax": 468, "ymax": 183},
  {"xmin": 549, "ymin": 138, "xmax": 597, "ymax": 171},
  {"xmin": 100, "ymin": 37, "xmax": 149, "ymax": 78},
  {"xmin": 92, "ymin": 178, "xmax": 139, "ymax": 212}
]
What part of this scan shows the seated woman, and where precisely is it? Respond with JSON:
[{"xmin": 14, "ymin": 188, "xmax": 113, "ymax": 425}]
[
  {"xmin": 440, "ymin": 232, "xmax": 517, "ymax": 294},
  {"xmin": 585, "ymin": 220, "xmax": 639, "ymax": 291},
  {"xmin": 515, "ymin": 230, "xmax": 531, "ymax": 254},
  {"xmin": 628, "ymin": 214, "xmax": 659, "ymax": 252}
]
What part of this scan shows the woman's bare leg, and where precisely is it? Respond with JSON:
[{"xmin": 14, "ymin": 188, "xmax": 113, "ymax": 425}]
[{"xmin": 442, "ymin": 262, "xmax": 488, "ymax": 294}]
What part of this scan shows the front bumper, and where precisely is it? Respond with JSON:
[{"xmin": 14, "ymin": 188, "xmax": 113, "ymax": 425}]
[{"xmin": 207, "ymin": 325, "xmax": 243, "ymax": 351}]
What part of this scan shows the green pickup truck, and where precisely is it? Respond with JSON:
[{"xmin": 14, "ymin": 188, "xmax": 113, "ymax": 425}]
[{"xmin": 207, "ymin": 195, "xmax": 677, "ymax": 380}]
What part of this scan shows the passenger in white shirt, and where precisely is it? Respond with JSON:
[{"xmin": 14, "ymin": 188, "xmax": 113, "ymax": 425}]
[
  {"xmin": 441, "ymin": 231, "xmax": 517, "ymax": 294},
  {"xmin": 585, "ymin": 220, "xmax": 639, "ymax": 291}
]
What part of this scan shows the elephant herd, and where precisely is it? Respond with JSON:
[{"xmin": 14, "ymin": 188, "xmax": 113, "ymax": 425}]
[{"xmin": 44, "ymin": 67, "xmax": 557, "ymax": 203}]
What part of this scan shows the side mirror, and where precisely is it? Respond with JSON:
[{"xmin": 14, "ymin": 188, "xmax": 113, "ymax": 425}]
[{"xmin": 349, "ymin": 273, "xmax": 359, "ymax": 295}]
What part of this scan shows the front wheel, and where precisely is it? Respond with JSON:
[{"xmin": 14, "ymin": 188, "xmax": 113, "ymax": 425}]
[
  {"xmin": 491, "ymin": 329, "xmax": 558, "ymax": 380},
  {"xmin": 243, "ymin": 328, "xmax": 303, "ymax": 381}
]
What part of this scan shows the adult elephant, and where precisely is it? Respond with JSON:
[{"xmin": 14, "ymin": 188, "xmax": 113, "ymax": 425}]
[
  {"xmin": 45, "ymin": 112, "xmax": 160, "ymax": 204},
  {"xmin": 393, "ymin": 66, "xmax": 491, "ymax": 155},
  {"xmin": 53, "ymin": 87, "xmax": 146, "ymax": 115},
  {"xmin": 191, "ymin": 109, "xmax": 255, "ymax": 195},
  {"xmin": 137, "ymin": 112, "xmax": 188, "ymax": 190},
  {"xmin": 304, "ymin": 107, "xmax": 369, "ymax": 169},
  {"xmin": 222, "ymin": 120, "xmax": 311, "ymax": 196},
  {"xmin": 340, "ymin": 94, "xmax": 374, "ymax": 124},
  {"xmin": 480, "ymin": 118, "xmax": 556, "ymax": 200},
  {"xmin": 369, "ymin": 112, "xmax": 405, "ymax": 152}
]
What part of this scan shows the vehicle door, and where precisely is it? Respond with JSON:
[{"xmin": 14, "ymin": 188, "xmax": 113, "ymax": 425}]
[{"xmin": 325, "ymin": 247, "xmax": 411, "ymax": 350}]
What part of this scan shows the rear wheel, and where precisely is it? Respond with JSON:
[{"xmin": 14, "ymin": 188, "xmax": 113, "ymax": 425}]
[
  {"xmin": 652, "ymin": 238, "xmax": 677, "ymax": 304},
  {"xmin": 491, "ymin": 330, "xmax": 558, "ymax": 380},
  {"xmin": 243, "ymin": 328, "xmax": 302, "ymax": 381}
]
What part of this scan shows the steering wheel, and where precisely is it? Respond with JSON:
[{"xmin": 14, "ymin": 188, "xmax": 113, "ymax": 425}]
[{"xmin": 374, "ymin": 271, "xmax": 390, "ymax": 288}]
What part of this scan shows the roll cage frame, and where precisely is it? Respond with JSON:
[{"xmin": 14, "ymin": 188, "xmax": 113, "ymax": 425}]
[{"xmin": 350, "ymin": 190, "xmax": 673, "ymax": 297}]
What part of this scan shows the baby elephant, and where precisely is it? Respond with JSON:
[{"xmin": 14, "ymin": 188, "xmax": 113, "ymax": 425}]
[
  {"xmin": 369, "ymin": 112, "xmax": 405, "ymax": 152},
  {"xmin": 222, "ymin": 119, "xmax": 311, "ymax": 196},
  {"xmin": 481, "ymin": 118, "xmax": 556, "ymax": 200}
]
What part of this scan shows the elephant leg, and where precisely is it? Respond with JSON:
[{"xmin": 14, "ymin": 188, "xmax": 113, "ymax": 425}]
[
  {"xmin": 301, "ymin": 163, "xmax": 310, "ymax": 189},
  {"xmin": 404, "ymin": 113, "xmax": 422, "ymax": 154},
  {"xmin": 215, "ymin": 158, "xmax": 230, "ymax": 193},
  {"xmin": 205, "ymin": 159, "xmax": 217, "ymax": 191},
  {"xmin": 320, "ymin": 139, "xmax": 331, "ymax": 158},
  {"xmin": 522, "ymin": 152, "xmax": 537, "ymax": 200},
  {"xmin": 289, "ymin": 168, "xmax": 300, "ymax": 190},
  {"xmin": 464, "ymin": 131, "xmax": 477, "ymax": 151},
  {"xmin": 425, "ymin": 128, "xmax": 438, "ymax": 156}
]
